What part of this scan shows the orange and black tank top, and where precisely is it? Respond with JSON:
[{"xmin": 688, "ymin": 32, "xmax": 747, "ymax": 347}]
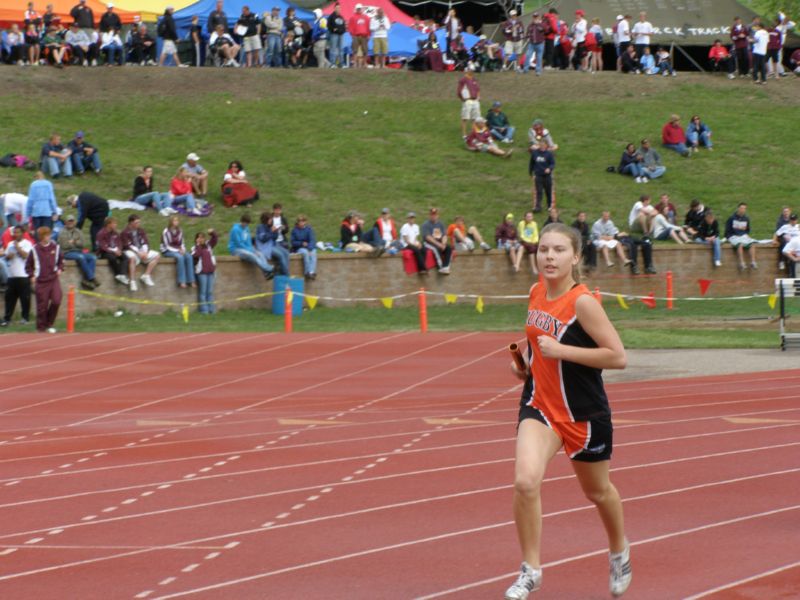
[{"xmin": 520, "ymin": 283, "xmax": 610, "ymax": 422}]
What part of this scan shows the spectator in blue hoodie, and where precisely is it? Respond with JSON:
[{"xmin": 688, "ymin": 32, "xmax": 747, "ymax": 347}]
[
  {"xmin": 291, "ymin": 214, "xmax": 317, "ymax": 280},
  {"xmin": 26, "ymin": 171, "xmax": 59, "ymax": 238},
  {"xmin": 228, "ymin": 213, "xmax": 274, "ymax": 279},
  {"xmin": 255, "ymin": 211, "xmax": 290, "ymax": 275}
]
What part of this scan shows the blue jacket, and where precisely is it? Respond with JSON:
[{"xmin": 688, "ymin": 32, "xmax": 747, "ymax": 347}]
[
  {"xmin": 291, "ymin": 225, "xmax": 316, "ymax": 252},
  {"xmin": 26, "ymin": 179, "xmax": 58, "ymax": 219},
  {"xmin": 228, "ymin": 223, "xmax": 254, "ymax": 253}
]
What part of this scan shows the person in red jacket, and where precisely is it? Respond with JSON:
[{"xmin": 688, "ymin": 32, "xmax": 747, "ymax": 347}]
[
  {"xmin": 661, "ymin": 114, "xmax": 690, "ymax": 157},
  {"xmin": 348, "ymin": 4, "xmax": 370, "ymax": 68},
  {"xmin": 543, "ymin": 8, "xmax": 558, "ymax": 68},
  {"xmin": 25, "ymin": 226, "xmax": 63, "ymax": 333},
  {"xmin": 169, "ymin": 167, "xmax": 201, "ymax": 215},
  {"xmin": 708, "ymin": 39, "xmax": 735, "ymax": 78}
]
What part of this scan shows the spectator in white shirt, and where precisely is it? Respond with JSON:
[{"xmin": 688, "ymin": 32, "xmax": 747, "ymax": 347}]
[
  {"xmin": 615, "ymin": 14, "xmax": 631, "ymax": 71},
  {"xmin": 399, "ymin": 212, "xmax": 427, "ymax": 274},
  {"xmin": 1, "ymin": 226, "xmax": 33, "ymax": 327},
  {"xmin": 101, "ymin": 27, "xmax": 124, "ymax": 65},
  {"xmin": 631, "ymin": 12, "xmax": 653, "ymax": 58},
  {"xmin": 370, "ymin": 9, "xmax": 391, "ymax": 69},
  {"xmin": 750, "ymin": 23, "xmax": 769, "ymax": 84},
  {"xmin": 209, "ymin": 24, "xmax": 240, "ymax": 67}
]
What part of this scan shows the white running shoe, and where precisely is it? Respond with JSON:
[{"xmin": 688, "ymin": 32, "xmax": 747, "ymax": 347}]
[
  {"xmin": 47, "ymin": 327, "xmax": 57, "ymax": 334},
  {"xmin": 130, "ymin": 279, "xmax": 138, "ymax": 292},
  {"xmin": 505, "ymin": 562, "xmax": 542, "ymax": 599},
  {"xmin": 115, "ymin": 274, "xmax": 130, "ymax": 285},
  {"xmin": 140, "ymin": 274, "xmax": 155, "ymax": 287},
  {"xmin": 609, "ymin": 541, "xmax": 632, "ymax": 597}
]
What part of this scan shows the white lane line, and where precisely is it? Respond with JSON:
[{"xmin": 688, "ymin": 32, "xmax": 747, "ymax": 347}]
[
  {"xmin": 135, "ymin": 591, "xmax": 153, "ymax": 598},
  {"xmin": 159, "ymin": 577, "xmax": 176, "ymax": 586},
  {"xmin": 1, "ymin": 333, "xmax": 143, "ymax": 373},
  {"xmin": 181, "ymin": 564, "xmax": 199, "ymax": 573},
  {"xmin": 683, "ymin": 559, "xmax": 800, "ymax": 599},
  {"xmin": 0, "ymin": 549, "xmax": 17, "ymax": 556}
]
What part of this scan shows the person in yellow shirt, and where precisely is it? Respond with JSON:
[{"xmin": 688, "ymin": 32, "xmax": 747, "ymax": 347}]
[{"xmin": 518, "ymin": 210, "xmax": 540, "ymax": 276}]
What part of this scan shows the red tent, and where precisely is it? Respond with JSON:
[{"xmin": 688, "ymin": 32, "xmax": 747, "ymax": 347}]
[
  {"xmin": 0, "ymin": 0, "xmax": 139, "ymax": 28},
  {"xmin": 323, "ymin": 0, "xmax": 413, "ymax": 27}
]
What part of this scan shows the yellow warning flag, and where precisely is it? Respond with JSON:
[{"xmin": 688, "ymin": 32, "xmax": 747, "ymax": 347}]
[
  {"xmin": 616, "ymin": 294, "xmax": 629, "ymax": 310},
  {"xmin": 181, "ymin": 304, "xmax": 190, "ymax": 323},
  {"xmin": 475, "ymin": 296, "xmax": 484, "ymax": 313},
  {"xmin": 444, "ymin": 294, "xmax": 458, "ymax": 304},
  {"xmin": 381, "ymin": 297, "xmax": 394, "ymax": 309},
  {"xmin": 306, "ymin": 295, "xmax": 318, "ymax": 310},
  {"xmin": 767, "ymin": 294, "xmax": 777, "ymax": 310}
]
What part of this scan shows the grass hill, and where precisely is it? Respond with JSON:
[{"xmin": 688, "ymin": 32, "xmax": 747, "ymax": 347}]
[{"xmin": 1, "ymin": 67, "xmax": 798, "ymax": 250}]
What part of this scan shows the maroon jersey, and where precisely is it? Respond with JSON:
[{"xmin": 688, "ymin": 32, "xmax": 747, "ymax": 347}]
[{"xmin": 25, "ymin": 241, "xmax": 63, "ymax": 283}]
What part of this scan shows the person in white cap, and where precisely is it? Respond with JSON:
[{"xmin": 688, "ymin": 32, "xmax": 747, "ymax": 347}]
[
  {"xmin": 181, "ymin": 153, "xmax": 208, "ymax": 198},
  {"xmin": 615, "ymin": 14, "xmax": 631, "ymax": 71},
  {"xmin": 502, "ymin": 8, "xmax": 525, "ymax": 71},
  {"xmin": 349, "ymin": 3, "xmax": 371, "ymax": 69}
]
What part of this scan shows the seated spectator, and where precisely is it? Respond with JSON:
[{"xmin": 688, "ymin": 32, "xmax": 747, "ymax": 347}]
[
  {"xmin": 132, "ymin": 166, "xmax": 171, "ymax": 213},
  {"xmin": 529, "ymin": 140, "xmax": 555, "ymax": 212},
  {"xmin": 121, "ymin": 214, "xmax": 159, "ymax": 291},
  {"xmin": 100, "ymin": 27, "xmax": 124, "ymax": 65},
  {"xmin": 290, "ymin": 214, "xmax": 317, "ymax": 280},
  {"xmin": 527, "ymin": 118, "xmax": 558, "ymax": 152},
  {"xmin": 471, "ymin": 34, "xmax": 501, "ymax": 72},
  {"xmin": 694, "ymin": 209, "xmax": 722, "ymax": 267},
  {"xmin": 652, "ymin": 204, "xmax": 689, "ymax": 243},
  {"xmin": 24, "ymin": 24, "xmax": 41, "ymax": 66},
  {"xmin": 67, "ymin": 130, "xmax": 102, "ymax": 175},
  {"xmin": 283, "ymin": 29, "xmax": 308, "ymax": 69},
  {"xmin": 683, "ymin": 199, "xmax": 706, "ymax": 238},
  {"xmin": 591, "ymin": 211, "xmax": 630, "ymax": 267},
  {"xmin": 466, "ymin": 117, "xmax": 513, "ymax": 158},
  {"xmin": 170, "ymin": 168, "xmax": 201, "ymax": 215},
  {"xmin": 182, "ymin": 153, "xmax": 208, "ymax": 198},
  {"xmin": 662, "ymin": 114, "xmax": 690, "ymax": 156},
  {"xmin": 421, "ymin": 32, "xmax": 444, "ymax": 72},
  {"xmin": 41, "ymin": 134, "xmax": 73, "ymax": 178},
  {"xmin": 65, "ymin": 22, "xmax": 92, "ymax": 66},
  {"xmin": 654, "ymin": 193, "xmax": 677, "ymax": 224},
  {"xmin": 228, "ymin": 213, "xmax": 274, "ymax": 279},
  {"xmin": 131, "ymin": 23, "xmax": 156, "ymax": 65},
  {"xmin": 221, "ymin": 160, "xmax": 259, "ymax": 207},
  {"xmin": 450, "ymin": 34, "xmax": 471, "ymax": 70},
  {"xmin": 160, "ymin": 215, "xmax": 195, "ymax": 288},
  {"xmin": 209, "ymin": 23, "xmax": 240, "ymax": 67},
  {"xmin": 637, "ymin": 139, "xmax": 666, "ymax": 180},
  {"xmin": 571, "ymin": 210, "xmax": 597, "ymax": 270},
  {"xmin": 447, "ymin": 215, "xmax": 491, "ymax": 252},
  {"xmin": 791, "ymin": 48, "xmax": 800, "ymax": 75},
  {"xmin": 782, "ymin": 229, "xmax": 800, "ymax": 277},
  {"xmin": 95, "ymin": 216, "xmax": 129, "ymax": 284},
  {"xmin": 41, "ymin": 24, "xmax": 67, "ymax": 67},
  {"xmin": 618, "ymin": 143, "xmax": 645, "ymax": 182},
  {"xmin": 1, "ymin": 225, "xmax": 33, "ymax": 327},
  {"xmin": 543, "ymin": 206, "xmax": 562, "ymax": 226},
  {"xmin": 399, "ymin": 211, "xmax": 427, "ymax": 274},
  {"xmin": 617, "ymin": 231, "xmax": 656, "ymax": 275},
  {"xmin": 639, "ymin": 46, "xmax": 656, "ymax": 74},
  {"xmin": 26, "ymin": 171, "xmax": 59, "ymax": 237},
  {"xmin": 58, "ymin": 213, "xmax": 98, "ymax": 289},
  {"xmin": 685, "ymin": 115, "xmax": 712, "ymax": 152},
  {"xmin": 620, "ymin": 44, "xmax": 638, "ymax": 73},
  {"xmin": 725, "ymin": 202, "xmax": 758, "ymax": 270},
  {"xmin": 374, "ymin": 208, "xmax": 402, "ymax": 253},
  {"xmin": 495, "ymin": 212, "xmax": 523, "ymax": 272},
  {"xmin": 5, "ymin": 24, "xmax": 28, "ymax": 65},
  {"xmin": 655, "ymin": 46, "xmax": 675, "ymax": 76},
  {"xmin": 340, "ymin": 211, "xmax": 374, "ymax": 252},
  {"xmin": 486, "ymin": 101, "xmax": 515, "ymax": 144},
  {"xmin": 25, "ymin": 225, "xmax": 63, "ymax": 333},
  {"xmin": 255, "ymin": 210, "xmax": 290, "ymax": 275},
  {"xmin": 628, "ymin": 194, "xmax": 656, "ymax": 235},
  {"xmin": 517, "ymin": 210, "xmax": 539, "ymax": 275},
  {"xmin": 192, "ymin": 229, "xmax": 218, "ymax": 313},
  {"xmin": 708, "ymin": 39, "xmax": 735, "ymax": 78},
  {"xmin": 69, "ymin": 192, "xmax": 108, "ymax": 251},
  {"xmin": 422, "ymin": 207, "xmax": 452, "ymax": 274},
  {"xmin": 774, "ymin": 212, "xmax": 799, "ymax": 270}
]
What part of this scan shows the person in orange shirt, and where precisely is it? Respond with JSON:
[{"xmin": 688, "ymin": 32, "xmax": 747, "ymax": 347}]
[
  {"xmin": 446, "ymin": 215, "xmax": 491, "ymax": 252},
  {"xmin": 504, "ymin": 222, "xmax": 631, "ymax": 600}
]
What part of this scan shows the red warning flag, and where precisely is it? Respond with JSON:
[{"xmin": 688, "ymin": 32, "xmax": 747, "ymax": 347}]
[
  {"xmin": 641, "ymin": 292, "xmax": 657, "ymax": 309},
  {"xmin": 698, "ymin": 279, "xmax": 712, "ymax": 296}
]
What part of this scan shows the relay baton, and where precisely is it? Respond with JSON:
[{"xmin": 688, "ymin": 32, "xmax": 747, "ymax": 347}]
[{"xmin": 509, "ymin": 343, "xmax": 527, "ymax": 373}]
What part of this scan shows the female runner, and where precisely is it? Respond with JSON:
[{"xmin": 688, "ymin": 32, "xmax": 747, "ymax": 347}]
[{"xmin": 505, "ymin": 223, "xmax": 632, "ymax": 599}]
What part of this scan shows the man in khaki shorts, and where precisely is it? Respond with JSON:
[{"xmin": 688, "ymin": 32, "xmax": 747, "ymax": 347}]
[
  {"xmin": 348, "ymin": 4, "xmax": 371, "ymax": 68},
  {"xmin": 457, "ymin": 66, "xmax": 481, "ymax": 138},
  {"xmin": 237, "ymin": 5, "xmax": 262, "ymax": 67}
]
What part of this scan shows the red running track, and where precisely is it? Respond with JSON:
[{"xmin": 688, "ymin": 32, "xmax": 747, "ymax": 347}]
[{"xmin": 0, "ymin": 332, "xmax": 798, "ymax": 599}]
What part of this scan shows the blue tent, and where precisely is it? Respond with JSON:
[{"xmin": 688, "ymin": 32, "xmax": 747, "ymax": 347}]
[
  {"xmin": 339, "ymin": 24, "xmax": 478, "ymax": 58},
  {"xmin": 173, "ymin": 0, "xmax": 314, "ymax": 37}
]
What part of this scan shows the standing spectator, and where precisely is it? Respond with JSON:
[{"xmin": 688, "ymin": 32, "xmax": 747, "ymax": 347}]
[
  {"xmin": 98, "ymin": 3, "xmax": 121, "ymax": 33},
  {"xmin": 189, "ymin": 15, "xmax": 203, "ymax": 66},
  {"xmin": 457, "ymin": 67, "xmax": 481, "ymax": 139},
  {"xmin": 310, "ymin": 8, "xmax": 329, "ymax": 68},
  {"xmin": 637, "ymin": 139, "xmax": 666, "ymax": 180},
  {"xmin": 695, "ymin": 209, "xmax": 722, "ymax": 267},
  {"xmin": 709, "ymin": 39, "xmax": 736, "ymax": 78},
  {"xmin": 571, "ymin": 210, "xmax": 597, "ymax": 270},
  {"xmin": 100, "ymin": 27, "xmax": 124, "ymax": 65},
  {"xmin": 70, "ymin": 0, "xmax": 94, "ymax": 32},
  {"xmin": 181, "ymin": 152, "xmax": 208, "ymax": 198},
  {"xmin": 443, "ymin": 8, "xmax": 461, "ymax": 49},
  {"xmin": 615, "ymin": 14, "xmax": 631, "ymax": 71},
  {"xmin": 228, "ymin": 213, "xmax": 274, "ymax": 279},
  {"xmin": 591, "ymin": 211, "xmax": 629, "ymax": 267},
  {"xmin": 132, "ymin": 23, "xmax": 157, "ymax": 65},
  {"xmin": 169, "ymin": 168, "xmax": 201, "ymax": 215},
  {"xmin": 662, "ymin": 114, "xmax": 690, "ymax": 157},
  {"xmin": 627, "ymin": 194, "xmax": 656, "ymax": 235},
  {"xmin": 65, "ymin": 22, "xmax": 94, "ymax": 66},
  {"xmin": 421, "ymin": 207, "xmax": 452, "ymax": 274},
  {"xmin": 26, "ymin": 171, "xmax": 59, "ymax": 236},
  {"xmin": 24, "ymin": 23, "xmax": 41, "ymax": 66},
  {"xmin": 255, "ymin": 210, "xmax": 289, "ymax": 275},
  {"xmin": 237, "ymin": 5, "xmax": 261, "ymax": 67},
  {"xmin": 41, "ymin": 134, "xmax": 73, "ymax": 178},
  {"xmin": 291, "ymin": 214, "xmax": 317, "ymax": 279},
  {"xmin": 121, "ymin": 214, "xmax": 159, "ymax": 291},
  {"xmin": 26, "ymin": 226, "xmax": 63, "ymax": 333},
  {"xmin": 192, "ymin": 229, "xmax": 218, "ymax": 313},
  {"xmin": 58, "ymin": 214, "xmax": 98, "ymax": 289},
  {"xmin": 348, "ymin": 3, "xmax": 370, "ymax": 69},
  {"xmin": 160, "ymin": 215, "xmax": 195, "ymax": 288},
  {"xmin": 517, "ymin": 210, "xmax": 539, "ymax": 275},
  {"xmin": 631, "ymin": 11, "xmax": 652, "ymax": 58},
  {"xmin": 529, "ymin": 140, "xmax": 555, "ymax": 212},
  {"xmin": 496, "ymin": 213, "xmax": 523, "ymax": 272},
  {"xmin": 619, "ymin": 143, "xmax": 644, "ymax": 182},
  {"xmin": 370, "ymin": 8, "xmax": 390, "ymax": 69},
  {"xmin": 95, "ymin": 218, "xmax": 128, "ymax": 284},
  {"xmin": 400, "ymin": 211, "xmax": 427, "ymax": 273},
  {"xmin": 766, "ymin": 19, "xmax": 783, "ymax": 78},
  {"xmin": 131, "ymin": 166, "xmax": 171, "ymax": 213},
  {"xmin": 207, "ymin": 0, "xmax": 227, "ymax": 35},
  {"xmin": 750, "ymin": 22, "xmax": 768, "ymax": 84},
  {"xmin": 523, "ymin": 12, "xmax": 547, "ymax": 75},
  {"xmin": 263, "ymin": 6, "xmax": 283, "ymax": 68},
  {"xmin": 502, "ymin": 9, "xmax": 524, "ymax": 71},
  {"xmin": 775, "ymin": 12, "xmax": 796, "ymax": 77},
  {"xmin": 730, "ymin": 16, "xmax": 749, "ymax": 77},
  {"xmin": 543, "ymin": 8, "xmax": 558, "ymax": 68},
  {"xmin": 447, "ymin": 215, "xmax": 491, "ymax": 252},
  {"xmin": 1, "ymin": 226, "xmax": 33, "ymax": 327},
  {"xmin": 570, "ymin": 9, "xmax": 588, "ymax": 71},
  {"xmin": 158, "ymin": 6, "xmax": 185, "ymax": 67},
  {"xmin": 683, "ymin": 199, "xmax": 706, "ymax": 238},
  {"xmin": 486, "ymin": 101, "xmax": 515, "ymax": 144},
  {"xmin": 725, "ymin": 202, "xmax": 758, "ymax": 270},
  {"xmin": 67, "ymin": 131, "xmax": 102, "ymax": 175},
  {"xmin": 685, "ymin": 115, "xmax": 712, "ymax": 152},
  {"xmin": 327, "ymin": 4, "xmax": 346, "ymax": 68},
  {"xmin": 587, "ymin": 17, "xmax": 603, "ymax": 72},
  {"xmin": 69, "ymin": 192, "xmax": 108, "ymax": 250}
]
